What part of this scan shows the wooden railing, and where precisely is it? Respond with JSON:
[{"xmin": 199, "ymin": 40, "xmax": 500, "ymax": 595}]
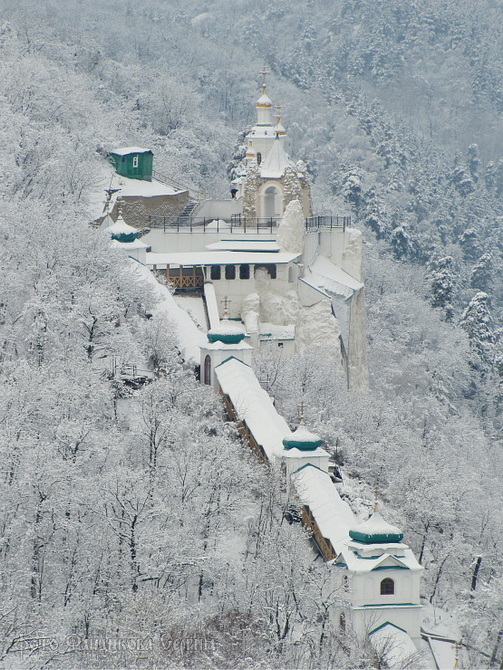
[{"xmin": 168, "ymin": 275, "xmax": 204, "ymax": 289}]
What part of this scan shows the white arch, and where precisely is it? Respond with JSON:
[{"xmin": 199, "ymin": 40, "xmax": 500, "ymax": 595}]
[{"xmin": 259, "ymin": 183, "xmax": 283, "ymax": 220}]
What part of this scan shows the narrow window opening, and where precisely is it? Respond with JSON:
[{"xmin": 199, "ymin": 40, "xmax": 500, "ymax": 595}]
[
  {"xmin": 240, "ymin": 264, "xmax": 250, "ymax": 279},
  {"xmin": 380, "ymin": 578, "xmax": 395, "ymax": 595},
  {"xmin": 210, "ymin": 266, "xmax": 221, "ymax": 280},
  {"xmin": 132, "ymin": 156, "xmax": 139, "ymax": 168},
  {"xmin": 225, "ymin": 265, "xmax": 236, "ymax": 280},
  {"xmin": 204, "ymin": 355, "xmax": 211, "ymax": 385}
]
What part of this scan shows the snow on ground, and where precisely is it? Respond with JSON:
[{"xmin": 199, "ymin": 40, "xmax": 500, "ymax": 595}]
[
  {"xmin": 173, "ymin": 294, "xmax": 209, "ymax": 332},
  {"xmin": 87, "ymin": 164, "xmax": 182, "ymax": 220},
  {"xmin": 131, "ymin": 262, "xmax": 207, "ymax": 364}
]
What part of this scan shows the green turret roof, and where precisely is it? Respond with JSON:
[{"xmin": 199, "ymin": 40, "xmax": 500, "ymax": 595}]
[
  {"xmin": 108, "ymin": 213, "xmax": 139, "ymax": 243},
  {"xmin": 349, "ymin": 510, "xmax": 404, "ymax": 545},
  {"xmin": 207, "ymin": 320, "xmax": 245, "ymax": 345},
  {"xmin": 282, "ymin": 423, "xmax": 324, "ymax": 451}
]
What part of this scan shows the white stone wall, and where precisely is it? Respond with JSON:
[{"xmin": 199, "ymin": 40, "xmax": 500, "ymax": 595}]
[{"xmin": 200, "ymin": 344, "xmax": 253, "ymax": 390}]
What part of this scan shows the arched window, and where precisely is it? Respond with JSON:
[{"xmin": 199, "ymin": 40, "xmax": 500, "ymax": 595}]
[
  {"xmin": 204, "ymin": 355, "xmax": 211, "ymax": 386},
  {"xmin": 256, "ymin": 152, "xmax": 262, "ymax": 165},
  {"xmin": 380, "ymin": 578, "xmax": 395, "ymax": 595}
]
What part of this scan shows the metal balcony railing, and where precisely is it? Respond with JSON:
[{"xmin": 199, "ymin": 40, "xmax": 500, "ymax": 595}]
[{"xmin": 147, "ymin": 214, "xmax": 351, "ymax": 233}]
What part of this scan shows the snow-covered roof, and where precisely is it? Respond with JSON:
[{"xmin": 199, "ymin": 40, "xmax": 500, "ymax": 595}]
[
  {"xmin": 131, "ymin": 263, "xmax": 207, "ymax": 364},
  {"xmin": 283, "ymin": 424, "xmax": 324, "ymax": 451},
  {"xmin": 256, "ymin": 93, "xmax": 272, "ymax": 107},
  {"xmin": 208, "ymin": 319, "xmax": 246, "ymax": 344},
  {"xmin": 423, "ymin": 635, "xmax": 459, "ymax": 670},
  {"xmin": 282, "ymin": 446, "xmax": 329, "ymax": 459},
  {"xmin": 340, "ymin": 543, "xmax": 422, "ymax": 573},
  {"xmin": 214, "ymin": 357, "xmax": 290, "ymax": 461},
  {"xmin": 111, "ymin": 146, "xmax": 152, "ymax": 156},
  {"xmin": 111, "ymin": 239, "xmax": 149, "ymax": 251},
  {"xmin": 369, "ymin": 623, "xmax": 420, "ymax": 669},
  {"xmin": 349, "ymin": 509, "xmax": 404, "ymax": 544},
  {"xmin": 291, "ymin": 465, "xmax": 356, "ymax": 554},
  {"xmin": 205, "ymin": 240, "xmax": 280, "ymax": 252},
  {"xmin": 107, "ymin": 215, "xmax": 139, "ymax": 241},
  {"xmin": 301, "ymin": 256, "xmax": 363, "ymax": 301},
  {"xmin": 203, "ymin": 340, "xmax": 252, "ymax": 353},
  {"xmin": 336, "ymin": 529, "xmax": 423, "ymax": 573},
  {"xmin": 146, "ymin": 251, "xmax": 300, "ymax": 268},
  {"xmin": 260, "ymin": 138, "xmax": 290, "ymax": 179}
]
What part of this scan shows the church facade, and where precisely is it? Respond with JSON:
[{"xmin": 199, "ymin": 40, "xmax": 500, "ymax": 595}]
[{"xmin": 233, "ymin": 80, "xmax": 312, "ymax": 222}]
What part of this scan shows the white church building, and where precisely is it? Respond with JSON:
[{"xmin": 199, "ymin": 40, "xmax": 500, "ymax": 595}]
[{"xmin": 101, "ymin": 79, "xmax": 367, "ymax": 390}]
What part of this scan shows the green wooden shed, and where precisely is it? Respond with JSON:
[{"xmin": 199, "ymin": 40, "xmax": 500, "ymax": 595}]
[{"xmin": 108, "ymin": 147, "xmax": 153, "ymax": 181}]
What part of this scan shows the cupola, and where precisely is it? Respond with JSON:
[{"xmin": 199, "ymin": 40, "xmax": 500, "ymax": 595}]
[
  {"xmin": 255, "ymin": 68, "xmax": 273, "ymax": 126},
  {"xmin": 256, "ymin": 86, "xmax": 272, "ymax": 109},
  {"xmin": 283, "ymin": 418, "xmax": 324, "ymax": 452},
  {"xmin": 107, "ymin": 202, "xmax": 139, "ymax": 243},
  {"xmin": 349, "ymin": 507, "xmax": 404, "ymax": 545},
  {"xmin": 274, "ymin": 108, "xmax": 286, "ymax": 137},
  {"xmin": 207, "ymin": 319, "xmax": 246, "ymax": 345}
]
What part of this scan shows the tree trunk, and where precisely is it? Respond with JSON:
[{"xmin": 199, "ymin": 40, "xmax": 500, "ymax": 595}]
[{"xmin": 470, "ymin": 555, "xmax": 482, "ymax": 592}]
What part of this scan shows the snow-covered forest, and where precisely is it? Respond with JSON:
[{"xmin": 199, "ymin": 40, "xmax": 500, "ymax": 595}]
[{"xmin": 0, "ymin": 0, "xmax": 501, "ymax": 667}]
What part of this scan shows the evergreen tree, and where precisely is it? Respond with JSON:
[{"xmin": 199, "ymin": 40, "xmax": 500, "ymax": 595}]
[
  {"xmin": 470, "ymin": 252, "xmax": 494, "ymax": 293},
  {"xmin": 429, "ymin": 255, "xmax": 455, "ymax": 321},
  {"xmin": 460, "ymin": 291, "xmax": 495, "ymax": 371}
]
